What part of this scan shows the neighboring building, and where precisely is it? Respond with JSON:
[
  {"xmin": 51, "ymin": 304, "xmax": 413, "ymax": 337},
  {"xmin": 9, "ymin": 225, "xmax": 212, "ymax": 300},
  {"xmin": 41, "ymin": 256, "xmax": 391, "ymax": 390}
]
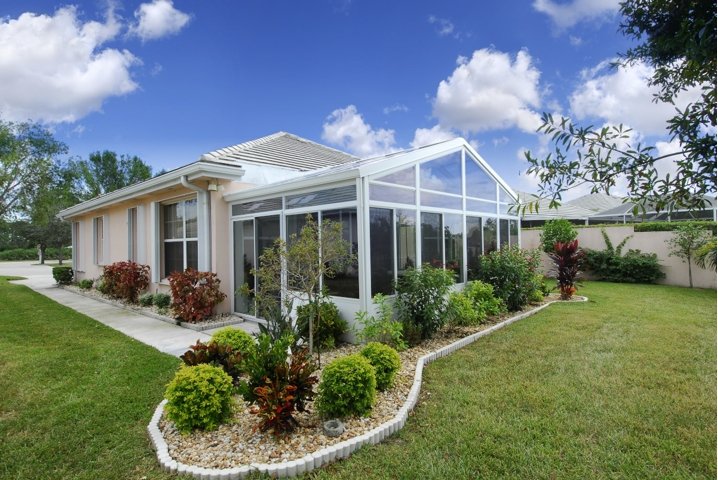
[{"xmin": 58, "ymin": 132, "xmax": 520, "ymax": 322}]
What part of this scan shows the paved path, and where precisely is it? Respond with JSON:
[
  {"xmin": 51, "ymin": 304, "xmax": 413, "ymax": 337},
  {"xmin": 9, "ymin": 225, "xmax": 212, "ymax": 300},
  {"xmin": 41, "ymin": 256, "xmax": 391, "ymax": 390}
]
[{"xmin": 0, "ymin": 261, "xmax": 258, "ymax": 357}]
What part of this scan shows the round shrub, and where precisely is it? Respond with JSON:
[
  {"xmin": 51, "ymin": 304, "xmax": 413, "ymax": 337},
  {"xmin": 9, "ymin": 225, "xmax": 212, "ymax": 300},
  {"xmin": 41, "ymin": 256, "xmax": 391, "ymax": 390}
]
[
  {"xmin": 78, "ymin": 279, "xmax": 93, "ymax": 290},
  {"xmin": 317, "ymin": 354, "xmax": 376, "ymax": 418},
  {"xmin": 446, "ymin": 292, "xmax": 480, "ymax": 327},
  {"xmin": 52, "ymin": 266, "xmax": 73, "ymax": 285},
  {"xmin": 211, "ymin": 327, "xmax": 255, "ymax": 356},
  {"xmin": 153, "ymin": 293, "xmax": 171, "ymax": 309},
  {"xmin": 164, "ymin": 364, "xmax": 234, "ymax": 433},
  {"xmin": 138, "ymin": 292, "xmax": 154, "ymax": 307},
  {"xmin": 360, "ymin": 342, "xmax": 401, "ymax": 391},
  {"xmin": 540, "ymin": 219, "xmax": 578, "ymax": 253},
  {"xmin": 296, "ymin": 301, "xmax": 347, "ymax": 350}
]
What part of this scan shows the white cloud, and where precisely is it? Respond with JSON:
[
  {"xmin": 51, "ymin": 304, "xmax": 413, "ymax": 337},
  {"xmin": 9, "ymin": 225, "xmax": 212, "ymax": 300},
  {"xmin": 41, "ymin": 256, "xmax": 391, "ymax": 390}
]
[
  {"xmin": 432, "ymin": 48, "xmax": 543, "ymax": 134},
  {"xmin": 322, "ymin": 105, "xmax": 397, "ymax": 157},
  {"xmin": 383, "ymin": 103, "xmax": 409, "ymax": 115},
  {"xmin": 493, "ymin": 136, "xmax": 509, "ymax": 147},
  {"xmin": 570, "ymin": 60, "xmax": 703, "ymax": 137},
  {"xmin": 533, "ymin": 0, "xmax": 620, "ymax": 30},
  {"xmin": 0, "ymin": 6, "xmax": 138, "ymax": 123},
  {"xmin": 569, "ymin": 35, "xmax": 583, "ymax": 47},
  {"xmin": 410, "ymin": 124, "xmax": 457, "ymax": 148},
  {"xmin": 129, "ymin": 0, "xmax": 191, "ymax": 41}
]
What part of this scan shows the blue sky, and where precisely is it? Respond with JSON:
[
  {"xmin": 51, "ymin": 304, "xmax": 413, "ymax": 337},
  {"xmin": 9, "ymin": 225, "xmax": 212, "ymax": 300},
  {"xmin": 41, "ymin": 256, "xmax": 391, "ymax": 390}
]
[{"xmin": 1, "ymin": 0, "xmax": 694, "ymax": 195}]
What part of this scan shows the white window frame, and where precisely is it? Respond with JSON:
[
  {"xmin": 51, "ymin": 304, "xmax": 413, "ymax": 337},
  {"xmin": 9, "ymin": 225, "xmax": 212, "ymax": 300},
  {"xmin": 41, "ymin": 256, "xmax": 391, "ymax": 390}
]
[{"xmin": 160, "ymin": 197, "xmax": 199, "ymax": 278}]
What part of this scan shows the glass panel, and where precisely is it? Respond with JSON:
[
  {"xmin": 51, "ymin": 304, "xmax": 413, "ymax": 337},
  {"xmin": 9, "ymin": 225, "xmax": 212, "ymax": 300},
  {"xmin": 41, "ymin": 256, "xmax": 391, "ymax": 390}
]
[
  {"xmin": 256, "ymin": 216, "xmax": 280, "ymax": 261},
  {"xmin": 129, "ymin": 208, "xmax": 137, "ymax": 262},
  {"xmin": 234, "ymin": 220, "xmax": 255, "ymax": 314},
  {"xmin": 186, "ymin": 240, "xmax": 198, "ymax": 269},
  {"xmin": 466, "ymin": 217, "xmax": 482, "ymax": 281},
  {"xmin": 396, "ymin": 209, "xmax": 416, "ymax": 276},
  {"xmin": 421, "ymin": 191, "xmax": 462, "ymax": 210},
  {"xmin": 370, "ymin": 183, "xmax": 415, "ymax": 205},
  {"xmin": 164, "ymin": 242, "xmax": 183, "ymax": 276},
  {"xmin": 95, "ymin": 217, "xmax": 103, "ymax": 264},
  {"xmin": 500, "ymin": 219, "xmax": 509, "ymax": 249},
  {"xmin": 509, "ymin": 219, "xmax": 519, "ymax": 246},
  {"xmin": 375, "ymin": 166, "xmax": 415, "ymax": 187},
  {"xmin": 499, "ymin": 203, "xmax": 513, "ymax": 214},
  {"xmin": 163, "ymin": 203, "xmax": 183, "ymax": 239},
  {"xmin": 286, "ymin": 212, "xmax": 318, "ymax": 244},
  {"xmin": 420, "ymin": 151, "xmax": 462, "ymax": 194},
  {"xmin": 483, "ymin": 218, "xmax": 497, "ymax": 255},
  {"xmin": 184, "ymin": 199, "xmax": 198, "ymax": 238},
  {"xmin": 421, "ymin": 212, "xmax": 442, "ymax": 268},
  {"xmin": 499, "ymin": 187, "xmax": 513, "ymax": 203},
  {"xmin": 444, "ymin": 213, "xmax": 463, "ymax": 282},
  {"xmin": 465, "ymin": 155, "xmax": 496, "ymax": 200},
  {"xmin": 323, "ymin": 209, "xmax": 359, "ymax": 298},
  {"xmin": 369, "ymin": 208, "xmax": 394, "ymax": 296},
  {"xmin": 466, "ymin": 198, "xmax": 496, "ymax": 214}
]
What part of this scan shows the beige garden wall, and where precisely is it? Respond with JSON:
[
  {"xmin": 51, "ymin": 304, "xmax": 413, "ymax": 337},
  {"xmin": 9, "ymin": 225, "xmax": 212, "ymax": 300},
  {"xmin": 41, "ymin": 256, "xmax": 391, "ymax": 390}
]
[{"xmin": 522, "ymin": 226, "xmax": 717, "ymax": 289}]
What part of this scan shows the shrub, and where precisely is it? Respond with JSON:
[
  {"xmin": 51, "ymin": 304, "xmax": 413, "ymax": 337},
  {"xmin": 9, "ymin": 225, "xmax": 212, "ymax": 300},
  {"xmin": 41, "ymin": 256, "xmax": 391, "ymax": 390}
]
[
  {"xmin": 395, "ymin": 265, "xmax": 455, "ymax": 341},
  {"xmin": 360, "ymin": 342, "xmax": 400, "ymax": 391},
  {"xmin": 540, "ymin": 219, "xmax": 578, "ymax": 253},
  {"xmin": 168, "ymin": 268, "xmax": 227, "ymax": 323},
  {"xmin": 317, "ymin": 354, "xmax": 376, "ymax": 418},
  {"xmin": 355, "ymin": 294, "xmax": 406, "ymax": 351},
  {"xmin": 164, "ymin": 364, "xmax": 234, "ymax": 433},
  {"xmin": 250, "ymin": 347, "xmax": 318, "ymax": 436},
  {"xmin": 95, "ymin": 278, "xmax": 109, "ymax": 294},
  {"xmin": 462, "ymin": 281, "xmax": 506, "ymax": 320},
  {"xmin": 238, "ymin": 333, "xmax": 295, "ymax": 403},
  {"xmin": 478, "ymin": 246, "xmax": 541, "ymax": 311},
  {"xmin": 446, "ymin": 292, "xmax": 480, "ymax": 327},
  {"xmin": 296, "ymin": 301, "xmax": 347, "ymax": 350},
  {"xmin": 584, "ymin": 229, "xmax": 664, "ymax": 284},
  {"xmin": 696, "ymin": 238, "xmax": 717, "ymax": 271},
  {"xmin": 180, "ymin": 340, "xmax": 244, "ymax": 385},
  {"xmin": 138, "ymin": 292, "xmax": 154, "ymax": 307},
  {"xmin": 634, "ymin": 220, "xmax": 716, "ymax": 232},
  {"xmin": 547, "ymin": 240, "xmax": 585, "ymax": 300},
  {"xmin": 78, "ymin": 279, "xmax": 93, "ymax": 290},
  {"xmin": 211, "ymin": 327, "xmax": 255, "ymax": 357},
  {"xmin": 52, "ymin": 266, "xmax": 73, "ymax": 285},
  {"xmin": 102, "ymin": 261, "xmax": 150, "ymax": 303},
  {"xmin": 0, "ymin": 247, "xmax": 72, "ymax": 261},
  {"xmin": 153, "ymin": 292, "xmax": 171, "ymax": 309}
]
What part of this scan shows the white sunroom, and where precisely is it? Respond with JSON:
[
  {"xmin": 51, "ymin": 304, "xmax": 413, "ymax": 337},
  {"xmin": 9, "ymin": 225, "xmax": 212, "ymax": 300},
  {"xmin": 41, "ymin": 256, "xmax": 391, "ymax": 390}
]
[{"xmin": 224, "ymin": 138, "xmax": 520, "ymax": 324}]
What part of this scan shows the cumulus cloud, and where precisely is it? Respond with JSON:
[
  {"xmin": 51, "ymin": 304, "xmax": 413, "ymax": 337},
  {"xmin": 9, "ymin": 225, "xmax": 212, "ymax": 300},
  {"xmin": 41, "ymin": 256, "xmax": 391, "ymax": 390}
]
[
  {"xmin": 570, "ymin": 60, "xmax": 703, "ymax": 137},
  {"xmin": 322, "ymin": 105, "xmax": 397, "ymax": 157},
  {"xmin": 533, "ymin": 0, "xmax": 620, "ymax": 30},
  {"xmin": 0, "ymin": 6, "xmax": 138, "ymax": 123},
  {"xmin": 129, "ymin": 0, "xmax": 191, "ymax": 41},
  {"xmin": 432, "ymin": 49, "xmax": 543, "ymax": 134},
  {"xmin": 410, "ymin": 125, "xmax": 457, "ymax": 148}
]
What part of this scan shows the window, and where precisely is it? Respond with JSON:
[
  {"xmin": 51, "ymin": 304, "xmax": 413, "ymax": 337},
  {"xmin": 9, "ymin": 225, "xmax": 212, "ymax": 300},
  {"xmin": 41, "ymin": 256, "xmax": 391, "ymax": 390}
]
[
  {"xmin": 375, "ymin": 166, "xmax": 415, "ymax": 187},
  {"xmin": 509, "ymin": 219, "xmax": 519, "ymax": 246},
  {"xmin": 467, "ymin": 217, "xmax": 482, "ymax": 280},
  {"xmin": 421, "ymin": 212, "xmax": 442, "ymax": 268},
  {"xmin": 93, "ymin": 216, "xmax": 104, "ymax": 265},
  {"xmin": 465, "ymin": 155, "xmax": 496, "ymax": 200},
  {"xmin": 370, "ymin": 208, "xmax": 394, "ymax": 296},
  {"xmin": 72, "ymin": 221, "xmax": 82, "ymax": 272},
  {"xmin": 396, "ymin": 209, "xmax": 416, "ymax": 276},
  {"xmin": 162, "ymin": 198, "xmax": 198, "ymax": 277},
  {"xmin": 128, "ymin": 207, "xmax": 138, "ymax": 262},
  {"xmin": 233, "ymin": 220, "xmax": 255, "ymax": 314},
  {"xmin": 420, "ymin": 152, "xmax": 462, "ymax": 194},
  {"xmin": 369, "ymin": 183, "xmax": 415, "ymax": 205},
  {"xmin": 483, "ymin": 218, "xmax": 497, "ymax": 254},
  {"xmin": 500, "ymin": 219, "xmax": 509, "ymax": 249},
  {"xmin": 444, "ymin": 213, "xmax": 463, "ymax": 280},
  {"xmin": 323, "ymin": 209, "xmax": 359, "ymax": 299}
]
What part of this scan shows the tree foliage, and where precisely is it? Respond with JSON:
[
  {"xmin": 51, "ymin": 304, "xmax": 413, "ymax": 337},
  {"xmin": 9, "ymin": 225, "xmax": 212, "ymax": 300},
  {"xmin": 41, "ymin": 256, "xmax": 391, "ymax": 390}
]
[
  {"xmin": 666, "ymin": 223, "xmax": 712, "ymax": 287},
  {"xmin": 525, "ymin": 0, "xmax": 716, "ymax": 213},
  {"xmin": 72, "ymin": 150, "xmax": 152, "ymax": 199}
]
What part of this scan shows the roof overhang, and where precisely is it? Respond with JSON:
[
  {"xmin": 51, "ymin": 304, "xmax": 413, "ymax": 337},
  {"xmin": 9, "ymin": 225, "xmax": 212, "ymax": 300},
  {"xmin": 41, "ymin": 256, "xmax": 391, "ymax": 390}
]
[{"xmin": 58, "ymin": 161, "xmax": 245, "ymax": 220}]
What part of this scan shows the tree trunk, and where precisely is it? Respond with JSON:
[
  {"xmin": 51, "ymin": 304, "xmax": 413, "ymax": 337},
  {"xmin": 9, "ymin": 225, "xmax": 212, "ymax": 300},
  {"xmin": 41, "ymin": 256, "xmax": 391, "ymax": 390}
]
[
  {"xmin": 57, "ymin": 244, "xmax": 64, "ymax": 265},
  {"xmin": 688, "ymin": 254, "xmax": 693, "ymax": 288},
  {"xmin": 38, "ymin": 245, "xmax": 45, "ymax": 265}
]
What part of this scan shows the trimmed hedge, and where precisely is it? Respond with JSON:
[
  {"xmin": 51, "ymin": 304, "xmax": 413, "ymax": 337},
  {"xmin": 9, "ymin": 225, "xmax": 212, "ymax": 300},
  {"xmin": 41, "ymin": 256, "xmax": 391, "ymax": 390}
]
[
  {"xmin": 633, "ymin": 221, "xmax": 716, "ymax": 232},
  {"xmin": 317, "ymin": 354, "xmax": 376, "ymax": 418},
  {"xmin": 0, "ymin": 247, "xmax": 72, "ymax": 261},
  {"xmin": 52, "ymin": 266, "xmax": 73, "ymax": 285}
]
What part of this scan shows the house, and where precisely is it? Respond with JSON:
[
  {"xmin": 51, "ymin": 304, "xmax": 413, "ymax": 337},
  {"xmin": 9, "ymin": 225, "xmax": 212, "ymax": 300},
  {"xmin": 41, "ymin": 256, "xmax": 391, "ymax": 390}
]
[{"xmin": 58, "ymin": 132, "xmax": 520, "ymax": 323}]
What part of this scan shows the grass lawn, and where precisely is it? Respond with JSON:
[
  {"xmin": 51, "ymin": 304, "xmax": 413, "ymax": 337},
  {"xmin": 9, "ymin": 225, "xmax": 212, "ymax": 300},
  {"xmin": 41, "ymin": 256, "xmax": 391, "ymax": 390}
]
[{"xmin": 0, "ymin": 279, "xmax": 714, "ymax": 479}]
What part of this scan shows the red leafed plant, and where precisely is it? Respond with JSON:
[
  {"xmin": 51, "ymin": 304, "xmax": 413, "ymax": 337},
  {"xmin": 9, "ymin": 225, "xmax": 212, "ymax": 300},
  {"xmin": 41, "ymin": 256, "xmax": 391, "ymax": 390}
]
[
  {"xmin": 250, "ymin": 347, "xmax": 318, "ymax": 436},
  {"xmin": 168, "ymin": 268, "xmax": 227, "ymax": 323},
  {"xmin": 102, "ymin": 261, "xmax": 150, "ymax": 303},
  {"xmin": 180, "ymin": 340, "xmax": 244, "ymax": 386},
  {"xmin": 548, "ymin": 240, "xmax": 585, "ymax": 300}
]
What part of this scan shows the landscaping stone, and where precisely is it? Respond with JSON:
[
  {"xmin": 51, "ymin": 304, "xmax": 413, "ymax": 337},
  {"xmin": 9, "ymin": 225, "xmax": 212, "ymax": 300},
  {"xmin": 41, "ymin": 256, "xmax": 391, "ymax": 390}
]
[{"xmin": 322, "ymin": 419, "xmax": 345, "ymax": 437}]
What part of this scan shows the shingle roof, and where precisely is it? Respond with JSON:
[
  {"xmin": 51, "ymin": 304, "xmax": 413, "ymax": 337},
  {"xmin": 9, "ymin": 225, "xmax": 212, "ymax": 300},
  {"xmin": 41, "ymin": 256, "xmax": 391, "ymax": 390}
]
[
  {"xmin": 568, "ymin": 193, "xmax": 624, "ymax": 213},
  {"xmin": 517, "ymin": 192, "xmax": 594, "ymax": 220},
  {"xmin": 200, "ymin": 132, "xmax": 358, "ymax": 171}
]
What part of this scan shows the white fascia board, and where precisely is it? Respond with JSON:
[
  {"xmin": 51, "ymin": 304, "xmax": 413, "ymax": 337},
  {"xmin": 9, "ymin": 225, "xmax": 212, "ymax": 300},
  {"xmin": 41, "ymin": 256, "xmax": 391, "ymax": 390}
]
[{"xmin": 58, "ymin": 162, "xmax": 245, "ymax": 220}]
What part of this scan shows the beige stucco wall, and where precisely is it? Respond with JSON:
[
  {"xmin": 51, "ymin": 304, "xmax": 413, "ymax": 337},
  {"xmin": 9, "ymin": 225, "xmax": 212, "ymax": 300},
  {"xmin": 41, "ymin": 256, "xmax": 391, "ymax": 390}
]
[{"xmin": 522, "ymin": 226, "xmax": 717, "ymax": 289}]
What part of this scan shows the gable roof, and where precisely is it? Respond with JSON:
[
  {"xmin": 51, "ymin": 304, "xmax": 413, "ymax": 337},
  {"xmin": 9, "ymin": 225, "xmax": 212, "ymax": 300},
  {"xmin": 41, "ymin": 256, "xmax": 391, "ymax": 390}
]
[
  {"xmin": 567, "ymin": 193, "xmax": 624, "ymax": 213},
  {"xmin": 200, "ymin": 132, "xmax": 358, "ymax": 171}
]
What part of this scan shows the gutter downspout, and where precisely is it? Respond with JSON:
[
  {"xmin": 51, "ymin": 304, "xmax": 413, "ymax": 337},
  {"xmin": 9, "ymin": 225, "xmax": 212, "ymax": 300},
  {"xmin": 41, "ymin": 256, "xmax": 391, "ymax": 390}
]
[{"xmin": 181, "ymin": 175, "xmax": 212, "ymax": 271}]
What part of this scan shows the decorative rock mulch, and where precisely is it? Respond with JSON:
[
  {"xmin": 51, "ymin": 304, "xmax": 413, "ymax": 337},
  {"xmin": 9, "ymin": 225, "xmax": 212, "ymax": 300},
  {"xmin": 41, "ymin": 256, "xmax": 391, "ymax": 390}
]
[{"xmin": 149, "ymin": 294, "xmax": 587, "ymax": 478}]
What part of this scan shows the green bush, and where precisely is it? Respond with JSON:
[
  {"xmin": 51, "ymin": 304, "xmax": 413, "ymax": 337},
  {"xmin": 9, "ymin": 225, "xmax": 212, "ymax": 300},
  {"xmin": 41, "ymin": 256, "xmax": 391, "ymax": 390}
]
[
  {"xmin": 355, "ymin": 294, "xmax": 406, "ymax": 351},
  {"xmin": 96, "ymin": 278, "xmax": 108, "ymax": 294},
  {"xmin": 238, "ymin": 333, "xmax": 295, "ymax": 403},
  {"xmin": 540, "ymin": 219, "xmax": 578, "ymax": 253},
  {"xmin": 296, "ymin": 301, "xmax": 347, "ymax": 350},
  {"xmin": 0, "ymin": 247, "xmax": 72, "ymax": 261},
  {"xmin": 164, "ymin": 364, "xmax": 234, "ymax": 433},
  {"xmin": 317, "ymin": 354, "xmax": 376, "ymax": 418},
  {"xmin": 138, "ymin": 292, "xmax": 154, "ymax": 307},
  {"xmin": 153, "ymin": 293, "xmax": 171, "ymax": 309},
  {"xmin": 52, "ymin": 266, "xmax": 73, "ymax": 285},
  {"xmin": 462, "ymin": 281, "xmax": 506, "ymax": 319},
  {"xmin": 478, "ymin": 246, "xmax": 542, "ymax": 311},
  {"xmin": 78, "ymin": 279, "xmax": 93, "ymax": 290},
  {"xmin": 395, "ymin": 265, "xmax": 455, "ymax": 341},
  {"xmin": 583, "ymin": 229, "xmax": 664, "ymax": 283},
  {"xmin": 446, "ymin": 292, "xmax": 480, "ymax": 327},
  {"xmin": 211, "ymin": 327, "xmax": 255, "ymax": 356},
  {"xmin": 360, "ymin": 342, "xmax": 401, "ymax": 391},
  {"xmin": 180, "ymin": 340, "xmax": 244, "ymax": 385},
  {"xmin": 633, "ymin": 220, "xmax": 716, "ymax": 232}
]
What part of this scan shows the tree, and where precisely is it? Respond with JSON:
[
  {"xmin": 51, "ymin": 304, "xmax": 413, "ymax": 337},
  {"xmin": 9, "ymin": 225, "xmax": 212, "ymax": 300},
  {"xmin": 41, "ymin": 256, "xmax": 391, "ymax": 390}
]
[
  {"xmin": 525, "ymin": 0, "xmax": 716, "ymax": 214},
  {"xmin": 540, "ymin": 219, "xmax": 578, "ymax": 253},
  {"xmin": 72, "ymin": 150, "xmax": 152, "ymax": 199},
  {"xmin": 666, "ymin": 224, "xmax": 711, "ymax": 287},
  {"xmin": 250, "ymin": 215, "xmax": 354, "ymax": 359},
  {"xmin": 0, "ymin": 120, "xmax": 67, "ymax": 220}
]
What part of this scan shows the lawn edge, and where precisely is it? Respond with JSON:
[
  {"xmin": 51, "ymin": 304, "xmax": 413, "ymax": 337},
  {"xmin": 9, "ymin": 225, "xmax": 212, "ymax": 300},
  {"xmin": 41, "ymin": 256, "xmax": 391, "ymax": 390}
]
[{"xmin": 148, "ymin": 296, "xmax": 588, "ymax": 479}]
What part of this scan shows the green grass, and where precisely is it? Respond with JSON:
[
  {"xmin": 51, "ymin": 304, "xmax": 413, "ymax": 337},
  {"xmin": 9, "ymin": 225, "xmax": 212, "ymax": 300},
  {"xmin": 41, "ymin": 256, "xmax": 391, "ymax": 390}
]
[
  {"xmin": 0, "ymin": 277, "xmax": 181, "ymax": 480},
  {"xmin": 310, "ymin": 282, "xmax": 716, "ymax": 479}
]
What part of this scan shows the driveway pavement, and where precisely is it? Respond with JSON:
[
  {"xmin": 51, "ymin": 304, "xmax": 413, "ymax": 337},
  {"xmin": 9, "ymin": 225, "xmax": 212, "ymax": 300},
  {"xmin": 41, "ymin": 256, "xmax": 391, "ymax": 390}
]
[{"xmin": 0, "ymin": 261, "xmax": 257, "ymax": 357}]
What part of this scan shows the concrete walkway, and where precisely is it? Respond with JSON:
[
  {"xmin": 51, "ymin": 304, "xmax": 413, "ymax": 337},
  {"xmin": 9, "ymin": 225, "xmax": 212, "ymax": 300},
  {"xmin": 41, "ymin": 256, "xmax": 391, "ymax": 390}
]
[{"xmin": 0, "ymin": 261, "xmax": 258, "ymax": 357}]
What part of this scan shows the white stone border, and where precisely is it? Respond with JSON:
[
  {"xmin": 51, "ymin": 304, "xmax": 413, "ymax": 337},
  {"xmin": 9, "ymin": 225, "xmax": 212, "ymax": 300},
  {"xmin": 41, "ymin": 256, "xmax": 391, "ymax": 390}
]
[{"xmin": 147, "ymin": 297, "xmax": 588, "ymax": 479}]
